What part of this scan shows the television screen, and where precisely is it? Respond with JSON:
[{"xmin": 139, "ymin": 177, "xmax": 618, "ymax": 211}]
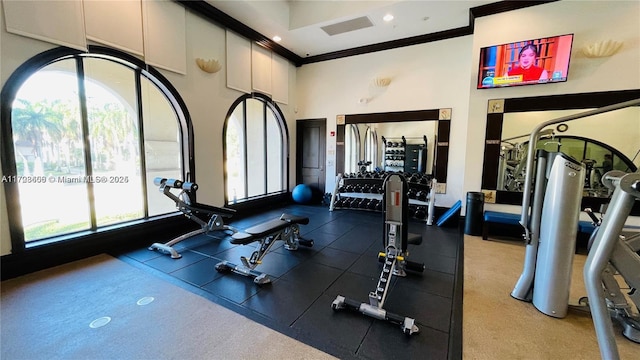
[{"xmin": 477, "ymin": 34, "xmax": 574, "ymax": 89}]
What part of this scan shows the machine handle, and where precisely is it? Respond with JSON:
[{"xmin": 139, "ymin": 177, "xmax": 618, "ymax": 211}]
[{"xmin": 584, "ymin": 208, "xmax": 601, "ymax": 225}]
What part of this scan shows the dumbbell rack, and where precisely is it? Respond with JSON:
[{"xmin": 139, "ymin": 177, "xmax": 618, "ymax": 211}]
[
  {"xmin": 383, "ymin": 136, "xmax": 406, "ymax": 172},
  {"xmin": 329, "ymin": 172, "xmax": 436, "ymax": 224},
  {"xmin": 382, "ymin": 135, "xmax": 428, "ymax": 174}
]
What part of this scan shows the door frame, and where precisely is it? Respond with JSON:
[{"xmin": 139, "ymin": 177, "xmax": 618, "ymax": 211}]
[{"xmin": 296, "ymin": 118, "xmax": 327, "ymax": 195}]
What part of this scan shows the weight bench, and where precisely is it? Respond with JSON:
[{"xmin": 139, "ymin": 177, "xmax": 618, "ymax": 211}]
[
  {"xmin": 215, "ymin": 213, "xmax": 313, "ymax": 285},
  {"xmin": 482, "ymin": 210, "xmax": 598, "ymax": 240},
  {"xmin": 482, "ymin": 211, "xmax": 520, "ymax": 240},
  {"xmin": 149, "ymin": 177, "xmax": 237, "ymax": 259},
  {"xmin": 332, "ymin": 173, "xmax": 425, "ymax": 335}
]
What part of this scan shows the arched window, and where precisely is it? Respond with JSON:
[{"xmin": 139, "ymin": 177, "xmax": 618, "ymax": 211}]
[
  {"xmin": 1, "ymin": 46, "xmax": 192, "ymax": 248},
  {"xmin": 224, "ymin": 93, "xmax": 288, "ymax": 204}
]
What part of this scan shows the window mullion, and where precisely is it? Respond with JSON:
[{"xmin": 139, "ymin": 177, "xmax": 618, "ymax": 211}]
[
  {"xmin": 75, "ymin": 57, "xmax": 97, "ymax": 230},
  {"xmin": 242, "ymin": 100, "xmax": 249, "ymax": 199},
  {"xmin": 134, "ymin": 70, "xmax": 149, "ymax": 218},
  {"xmin": 263, "ymin": 101, "xmax": 268, "ymax": 194}
]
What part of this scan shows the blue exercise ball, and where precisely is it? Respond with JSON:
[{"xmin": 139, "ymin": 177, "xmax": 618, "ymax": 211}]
[{"xmin": 292, "ymin": 184, "xmax": 313, "ymax": 204}]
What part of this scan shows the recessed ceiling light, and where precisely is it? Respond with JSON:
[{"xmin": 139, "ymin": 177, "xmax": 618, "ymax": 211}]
[
  {"xmin": 383, "ymin": 14, "xmax": 394, "ymax": 22},
  {"xmin": 272, "ymin": 35, "xmax": 282, "ymax": 42}
]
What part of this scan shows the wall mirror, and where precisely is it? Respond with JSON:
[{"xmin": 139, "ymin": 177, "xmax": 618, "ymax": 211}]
[
  {"xmin": 336, "ymin": 109, "xmax": 451, "ymax": 190},
  {"xmin": 481, "ymin": 89, "xmax": 640, "ymax": 208},
  {"xmin": 344, "ymin": 122, "xmax": 437, "ymax": 174}
]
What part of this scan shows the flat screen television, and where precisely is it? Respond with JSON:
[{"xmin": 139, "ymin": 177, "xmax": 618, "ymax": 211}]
[{"xmin": 477, "ymin": 34, "xmax": 574, "ymax": 89}]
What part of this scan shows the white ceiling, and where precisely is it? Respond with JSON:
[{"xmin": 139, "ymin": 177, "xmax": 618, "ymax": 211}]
[{"xmin": 206, "ymin": 0, "xmax": 495, "ymax": 58}]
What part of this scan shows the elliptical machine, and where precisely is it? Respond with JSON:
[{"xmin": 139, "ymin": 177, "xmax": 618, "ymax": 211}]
[{"xmin": 331, "ymin": 173, "xmax": 425, "ymax": 335}]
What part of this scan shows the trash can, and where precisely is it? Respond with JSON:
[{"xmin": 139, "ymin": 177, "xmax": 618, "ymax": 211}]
[{"xmin": 465, "ymin": 192, "xmax": 485, "ymax": 236}]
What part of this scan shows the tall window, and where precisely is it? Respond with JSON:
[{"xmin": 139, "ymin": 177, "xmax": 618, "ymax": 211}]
[
  {"xmin": 1, "ymin": 47, "xmax": 191, "ymax": 246},
  {"xmin": 344, "ymin": 124, "xmax": 360, "ymax": 174},
  {"xmin": 224, "ymin": 94, "xmax": 287, "ymax": 204},
  {"xmin": 364, "ymin": 127, "xmax": 378, "ymax": 170}
]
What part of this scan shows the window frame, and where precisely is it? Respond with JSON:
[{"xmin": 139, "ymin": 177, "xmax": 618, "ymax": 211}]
[
  {"xmin": 1, "ymin": 45, "xmax": 194, "ymax": 253},
  {"xmin": 222, "ymin": 92, "xmax": 289, "ymax": 207}
]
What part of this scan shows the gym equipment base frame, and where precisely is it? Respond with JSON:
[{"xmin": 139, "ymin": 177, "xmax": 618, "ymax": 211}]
[
  {"xmin": 149, "ymin": 177, "xmax": 237, "ymax": 259},
  {"xmin": 215, "ymin": 213, "xmax": 313, "ymax": 285}
]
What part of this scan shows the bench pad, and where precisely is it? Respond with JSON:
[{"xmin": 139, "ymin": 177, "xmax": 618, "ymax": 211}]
[
  {"xmin": 484, "ymin": 211, "xmax": 520, "ymax": 225},
  {"xmin": 191, "ymin": 202, "xmax": 236, "ymax": 217},
  {"xmin": 231, "ymin": 213, "xmax": 309, "ymax": 245},
  {"xmin": 482, "ymin": 211, "xmax": 597, "ymax": 240}
]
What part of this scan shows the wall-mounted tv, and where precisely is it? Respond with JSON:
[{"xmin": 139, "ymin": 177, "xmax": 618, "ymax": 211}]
[{"xmin": 477, "ymin": 34, "xmax": 574, "ymax": 89}]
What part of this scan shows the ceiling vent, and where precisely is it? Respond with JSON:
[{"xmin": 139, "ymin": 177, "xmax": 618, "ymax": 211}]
[{"xmin": 321, "ymin": 16, "xmax": 374, "ymax": 36}]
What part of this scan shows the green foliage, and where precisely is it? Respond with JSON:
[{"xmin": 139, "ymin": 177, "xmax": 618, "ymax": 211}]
[{"xmin": 24, "ymin": 211, "xmax": 144, "ymax": 242}]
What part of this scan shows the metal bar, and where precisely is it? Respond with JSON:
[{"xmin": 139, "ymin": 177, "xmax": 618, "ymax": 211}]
[{"xmin": 583, "ymin": 178, "xmax": 635, "ymax": 360}]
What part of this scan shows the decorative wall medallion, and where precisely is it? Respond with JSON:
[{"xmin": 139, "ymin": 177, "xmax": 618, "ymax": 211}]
[
  {"xmin": 488, "ymin": 99, "xmax": 505, "ymax": 114},
  {"xmin": 439, "ymin": 108, "xmax": 452, "ymax": 120}
]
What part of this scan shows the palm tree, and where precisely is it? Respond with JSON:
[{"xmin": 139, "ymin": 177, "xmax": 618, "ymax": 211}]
[
  {"xmin": 12, "ymin": 99, "xmax": 64, "ymax": 160},
  {"xmin": 88, "ymin": 102, "xmax": 137, "ymax": 171}
]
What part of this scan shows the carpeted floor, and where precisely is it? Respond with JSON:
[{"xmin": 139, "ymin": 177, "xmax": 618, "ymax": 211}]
[
  {"xmin": 463, "ymin": 234, "xmax": 639, "ymax": 359},
  {"xmin": 0, "ymin": 254, "xmax": 335, "ymax": 360}
]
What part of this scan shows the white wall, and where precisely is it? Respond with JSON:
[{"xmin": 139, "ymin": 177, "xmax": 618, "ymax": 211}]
[{"xmin": 296, "ymin": 35, "xmax": 474, "ymax": 209}]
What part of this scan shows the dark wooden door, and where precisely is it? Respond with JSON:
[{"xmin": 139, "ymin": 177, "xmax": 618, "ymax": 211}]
[{"xmin": 296, "ymin": 119, "xmax": 326, "ymax": 201}]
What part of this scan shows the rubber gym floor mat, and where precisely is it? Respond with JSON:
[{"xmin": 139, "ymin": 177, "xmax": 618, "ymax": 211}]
[{"xmin": 115, "ymin": 204, "xmax": 464, "ymax": 360}]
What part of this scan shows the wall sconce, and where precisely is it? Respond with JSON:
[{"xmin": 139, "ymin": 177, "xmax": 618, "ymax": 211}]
[
  {"xmin": 372, "ymin": 77, "xmax": 391, "ymax": 87},
  {"xmin": 582, "ymin": 40, "xmax": 623, "ymax": 58},
  {"xmin": 195, "ymin": 58, "xmax": 222, "ymax": 73}
]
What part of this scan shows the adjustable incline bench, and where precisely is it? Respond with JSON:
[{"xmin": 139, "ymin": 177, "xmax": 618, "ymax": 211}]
[
  {"xmin": 332, "ymin": 173, "xmax": 425, "ymax": 335},
  {"xmin": 215, "ymin": 213, "xmax": 313, "ymax": 285},
  {"xmin": 149, "ymin": 177, "xmax": 237, "ymax": 259}
]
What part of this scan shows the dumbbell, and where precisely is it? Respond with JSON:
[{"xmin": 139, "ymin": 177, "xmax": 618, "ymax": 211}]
[
  {"xmin": 407, "ymin": 188, "xmax": 417, "ymax": 199},
  {"xmin": 359, "ymin": 199, "xmax": 369, "ymax": 209},
  {"xmin": 368, "ymin": 199, "xmax": 378, "ymax": 210},
  {"xmin": 407, "ymin": 204, "xmax": 417, "ymax": 217}
]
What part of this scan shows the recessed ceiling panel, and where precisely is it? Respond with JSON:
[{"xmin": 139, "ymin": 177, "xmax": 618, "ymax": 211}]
[{"xmin": 320, "ymin": 16, "xmax": 374, "ymax": 36}]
